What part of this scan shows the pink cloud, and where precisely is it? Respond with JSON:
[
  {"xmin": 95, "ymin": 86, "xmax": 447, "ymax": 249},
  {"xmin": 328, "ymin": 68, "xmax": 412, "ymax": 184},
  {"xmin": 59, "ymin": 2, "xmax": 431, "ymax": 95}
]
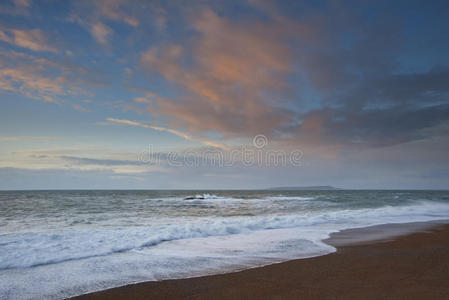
[
  {"xmin": 141, "ymin": 9, "xmax": 306, "ymax": 138},
  {"xmin": 0, "ymin": 27, "xmax": 58, "ymax": 53}
]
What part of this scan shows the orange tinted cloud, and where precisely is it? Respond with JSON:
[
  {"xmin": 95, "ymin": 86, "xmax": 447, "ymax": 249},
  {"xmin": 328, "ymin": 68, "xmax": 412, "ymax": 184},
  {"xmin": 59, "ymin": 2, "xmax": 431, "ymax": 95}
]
[
  {"xmin": 69, "ymin": 0, "xmax": 140, "ymax": 45},
  {"xmin": 13, "ymin": 0, "xmax": 32, "ymax": 7},
  {"xmin": 0, "ymin": 67, "xmax": 63, "ymax": 102},
  {"xmin": 0, "ymin": 50, "xmax": 90, "ymax": 103},
  {"xmin": 93, "ymin": 0, "xmax": 139, "ymax": 27},
  {"xmin": 0, "ymin": 27, "xmax": 58, "ymax": 53},
  {"xmin": 141, "ymin": 8, "xmax": 309, "ymax": 137},
  {"xmin": 89, "ymin": 22, "xmax": 112, "ymax": 44}
]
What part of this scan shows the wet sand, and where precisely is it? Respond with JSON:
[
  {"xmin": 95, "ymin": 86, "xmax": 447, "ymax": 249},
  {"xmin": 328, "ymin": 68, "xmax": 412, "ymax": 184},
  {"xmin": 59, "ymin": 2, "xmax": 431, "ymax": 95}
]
[{"xmin": 71, "ymin": 223, "xmax": 449, "ymax": 300}]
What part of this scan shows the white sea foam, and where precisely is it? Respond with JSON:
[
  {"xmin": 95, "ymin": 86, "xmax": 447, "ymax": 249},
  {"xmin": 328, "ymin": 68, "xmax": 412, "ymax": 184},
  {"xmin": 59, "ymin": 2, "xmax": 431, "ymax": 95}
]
[
  {"xmin": 0, "ymin": 201, "xmax": 448, "ymax": 264},
  {"xmin": 184, "ymin": 194, "xmax": 245, "ymax": 202}
]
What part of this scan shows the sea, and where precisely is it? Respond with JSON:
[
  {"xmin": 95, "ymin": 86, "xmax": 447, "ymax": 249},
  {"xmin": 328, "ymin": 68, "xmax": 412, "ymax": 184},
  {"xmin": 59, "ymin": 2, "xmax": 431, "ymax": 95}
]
[{"xmin": 1, "ymin": 190, "xmax": 449, "ymax": 299}]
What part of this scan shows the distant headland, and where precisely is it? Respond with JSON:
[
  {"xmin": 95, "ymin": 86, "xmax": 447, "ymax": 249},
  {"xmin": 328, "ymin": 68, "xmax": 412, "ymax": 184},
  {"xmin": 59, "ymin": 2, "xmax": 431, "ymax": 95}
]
[{"xmin": 268, "ymin": 186, "xmax": 341, "ymax": 190}]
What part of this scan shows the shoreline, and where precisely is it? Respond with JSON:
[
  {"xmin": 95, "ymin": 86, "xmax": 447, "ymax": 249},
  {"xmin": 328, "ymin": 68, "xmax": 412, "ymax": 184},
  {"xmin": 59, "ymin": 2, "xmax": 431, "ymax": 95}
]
[
  {"xmin": 324, "ymin": 220, "xmax": 448, "ymax": 246},
  {"xmin": 70, "ymin": 220, "xmax": 449, "ymax": 299}
]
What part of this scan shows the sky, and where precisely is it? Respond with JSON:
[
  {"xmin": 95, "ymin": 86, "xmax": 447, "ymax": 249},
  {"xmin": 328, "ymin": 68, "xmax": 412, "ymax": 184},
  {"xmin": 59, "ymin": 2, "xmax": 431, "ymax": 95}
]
[{"xmin": 0, "ymin": 0, "xmax": 448, "ymax": 190}]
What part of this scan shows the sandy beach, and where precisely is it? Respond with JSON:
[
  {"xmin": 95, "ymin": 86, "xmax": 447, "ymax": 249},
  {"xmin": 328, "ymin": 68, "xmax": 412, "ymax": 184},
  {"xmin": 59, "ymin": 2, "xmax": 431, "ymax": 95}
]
[{"xmin": 71, "ymin": 223, "xmax": 449, "ymax": 300}]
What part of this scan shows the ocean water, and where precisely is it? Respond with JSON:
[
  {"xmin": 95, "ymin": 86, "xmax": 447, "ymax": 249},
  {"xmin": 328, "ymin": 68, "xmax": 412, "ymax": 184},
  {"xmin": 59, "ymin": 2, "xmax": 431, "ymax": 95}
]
[{"xmin": 1, "ymin": 190, "xmax": 449, "ymax": 299}]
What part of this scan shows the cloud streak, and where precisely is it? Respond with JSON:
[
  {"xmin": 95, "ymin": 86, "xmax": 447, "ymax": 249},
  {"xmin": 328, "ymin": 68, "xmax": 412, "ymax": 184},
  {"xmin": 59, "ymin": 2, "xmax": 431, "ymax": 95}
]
[{"xmin": 105, "ymin": 118, "xmax": 230, "ymax": 149}]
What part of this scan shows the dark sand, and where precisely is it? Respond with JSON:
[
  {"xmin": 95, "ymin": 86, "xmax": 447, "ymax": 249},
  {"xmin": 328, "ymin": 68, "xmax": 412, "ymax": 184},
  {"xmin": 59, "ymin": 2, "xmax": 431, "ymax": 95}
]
[{"xmin": 71, "ymin": 224, "xmax": 449, "ymax": 300}]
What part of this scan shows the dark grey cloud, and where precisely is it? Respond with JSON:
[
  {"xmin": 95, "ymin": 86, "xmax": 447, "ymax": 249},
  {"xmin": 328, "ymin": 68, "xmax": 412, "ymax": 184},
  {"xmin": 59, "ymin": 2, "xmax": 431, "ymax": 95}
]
[
  {"xmin": 341, "ymin": 66, "xmax": 449, "ymax": 110},
  {"xmin": 318, "ymin": 105, "xmax": 448, "ymax": 146},
  {"xmin": 293, "ymin": 66, "xmax": 449, "ymax": 147}
]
